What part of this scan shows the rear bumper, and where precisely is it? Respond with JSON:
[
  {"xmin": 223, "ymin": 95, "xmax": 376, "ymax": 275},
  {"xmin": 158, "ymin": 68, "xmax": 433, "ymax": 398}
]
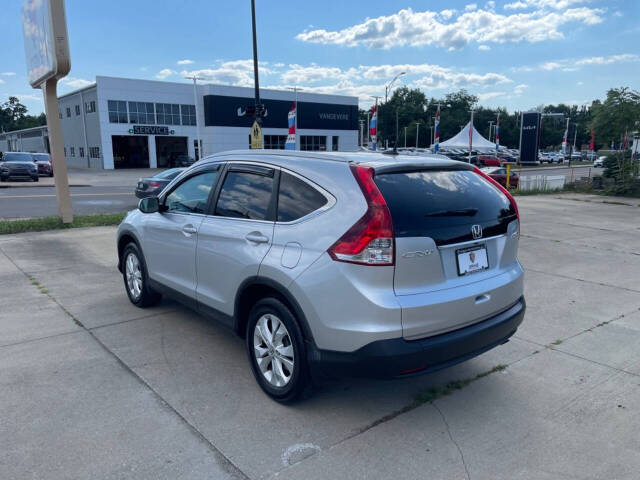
[{"xmin": 310, "ymin": 297, "xmax": 525, "ymax": 379}]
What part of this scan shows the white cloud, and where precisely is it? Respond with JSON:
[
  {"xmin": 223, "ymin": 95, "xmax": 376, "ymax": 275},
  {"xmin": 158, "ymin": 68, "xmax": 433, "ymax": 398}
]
[
  {"xmin": 4, "ymin": 93, "xmax": 42, "ymax": 102},
  {"xmin": 577, "ymin": 81, "xmax": 584, "ymax": 85},
  {"xmin": 515, "ymin": 53, "xmax": 640, "ymax": 71},
  {"xmin": 514, "ymin": 83, "xmax": 528, "ymax": 94},
  {"xmin": 465, "ymin": 3, "xmax": 478, "ymax": 12},
  {"xmin": 478, "ymin": 44, "xmax": 491, "ymax": 51},
  {"xmin": 1, "ymin": 72, "xmax": 16, "ymax": 76},
  {"xmin": 60, "ymin": 77, "xmax": 93, "ymax": 88},
  {"xmin": 0, "ymin": 79, "xmax": 4, "ymax": 85},
  {"xmin": 295, "ymin": 6, "xmax": 603, "ymax": 50},
  {"xmin": 477, "ymin": 91, "xmax": 505, "ymax": 101},
  {"xmin": 181, "ymin": 60, "xmax": 275, "ymax": 86},
  {"xmin": 504, "ymin": 0, "xmax": 591, "ymax": 10},
  {"xmin": 440, "ymin": 9, "xmax": 457, "ymax": 20},
  {"xmin": 155, "ymin": 68, "xmax": 177, "ymax": 80},
  {"xmin": 177, "ymin": 59, "xmax": 194, "ymax": 65}
]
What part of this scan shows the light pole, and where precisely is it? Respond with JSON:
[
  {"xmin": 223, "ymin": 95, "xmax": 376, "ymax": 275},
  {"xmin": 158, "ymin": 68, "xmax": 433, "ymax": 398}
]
[
  {"xmin": 359, "ymin": 120, "xmax": 365, "ymax": 147},
  {"xmin": 404, "ymin": 126, "xmax": 407, "ymax": 148},
  {"xmin": 184, "ymin": 75, "xmax": 204, "ymax": 159},
  {"xmin": 488, "ymin": 120, "xmax": 494, "ymax": 142},
  {"xmin": 385, "ymin": 71, "xmax": 406, "ymax": 103}
]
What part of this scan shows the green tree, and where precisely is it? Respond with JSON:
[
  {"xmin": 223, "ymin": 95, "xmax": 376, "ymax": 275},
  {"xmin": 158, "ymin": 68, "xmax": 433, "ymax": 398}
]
[
  {"xmin": 0, "ymin": 96, "xmax": 46, "ymax": 132},
  {"xmin": 590, "ymin": 87, "xmax": 640, "ymax": 149}
]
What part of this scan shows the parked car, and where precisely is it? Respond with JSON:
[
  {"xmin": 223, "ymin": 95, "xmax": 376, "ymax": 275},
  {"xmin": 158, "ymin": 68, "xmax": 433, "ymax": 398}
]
[
  {"xmin": 117, "ymin": 151, "xmax": 525, "ymax": 402},
  {"xmin": 135, "ymin": 168, "xmax": 185, "ymax": 198},
  {"xmin": 480, "ymin": 166, "xmax": 519, "ymax": 189},
  {"xmin": 548, "ymin": 152, "xmax": 564, "ymax": 164},
  {"xmin": 593, "ymin": 156, "xmax": 606, "ymax": 168},
  {"xmin": 479, "ymin": 155, "xmax": 501, "ymax": 167},
  {"xmin": 169, "ymin": 153, "xmax": 196, "ymax": 168},
  {"xmin": 31, "ymin": 153, "xmax": 54, "ymax": 177},
  {"xmin": 0, "ymin": 152, "xmax": 39, "ymax": 182}
]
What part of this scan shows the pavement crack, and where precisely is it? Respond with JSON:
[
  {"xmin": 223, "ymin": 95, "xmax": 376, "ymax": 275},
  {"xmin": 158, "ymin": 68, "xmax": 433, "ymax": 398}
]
[{"xmin": 433, "ymin": 402, "xmax": 471, "ymax": 480}]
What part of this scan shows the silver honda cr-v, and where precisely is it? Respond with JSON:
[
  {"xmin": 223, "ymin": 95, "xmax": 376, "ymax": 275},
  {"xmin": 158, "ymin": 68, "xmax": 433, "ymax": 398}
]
[{"xmin": 117, "ymin": 150, "xmax": 525, "ymax": 402}]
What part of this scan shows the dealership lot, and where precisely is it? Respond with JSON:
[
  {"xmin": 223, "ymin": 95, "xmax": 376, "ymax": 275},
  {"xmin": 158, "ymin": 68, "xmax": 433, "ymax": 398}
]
[{"xmin": 1, "ymin": 194, "xmax": 639, "ymax": 479}]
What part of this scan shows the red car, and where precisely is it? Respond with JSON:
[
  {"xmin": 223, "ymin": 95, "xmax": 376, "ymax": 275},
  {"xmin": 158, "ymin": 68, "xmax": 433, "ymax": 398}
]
[
  {"xmin": 480, "ymin": 166, "xmax": 519, "ymax": 189},
  {"xmin": 31, "ymin": 153, "xmax": 54, "ymax": 177},
  {"xmin": 479, "ymin": 155, "xmax": 501, "ymax": 167}
]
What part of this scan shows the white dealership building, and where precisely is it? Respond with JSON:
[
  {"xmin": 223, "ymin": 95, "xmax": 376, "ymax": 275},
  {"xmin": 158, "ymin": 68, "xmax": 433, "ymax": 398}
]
[{"xmin": 1, "ymin": 76, "xmax": 359, "ymax": 169}]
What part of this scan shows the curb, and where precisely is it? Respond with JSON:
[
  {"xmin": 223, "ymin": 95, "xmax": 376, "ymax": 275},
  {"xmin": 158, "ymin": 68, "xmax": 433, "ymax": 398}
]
[{"xmin": 0, "ymin": 184, "xmax": 92, "ymax": 189}]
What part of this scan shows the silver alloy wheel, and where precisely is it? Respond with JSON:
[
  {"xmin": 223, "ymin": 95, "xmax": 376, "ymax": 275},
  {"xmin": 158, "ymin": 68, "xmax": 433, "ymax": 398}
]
[
  {"xmin": 253, "ymin": 314, "xmax": 295, "ymax": 387},
  {"xmin": 125, "ymin": 252, "xmax": 143, "ymax": 300}
]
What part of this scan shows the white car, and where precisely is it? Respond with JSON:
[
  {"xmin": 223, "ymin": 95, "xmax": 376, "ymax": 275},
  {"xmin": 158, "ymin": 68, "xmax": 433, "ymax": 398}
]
[{"xmin": 594, "ymin": 156, "xmax": 606, "ymax": 168}]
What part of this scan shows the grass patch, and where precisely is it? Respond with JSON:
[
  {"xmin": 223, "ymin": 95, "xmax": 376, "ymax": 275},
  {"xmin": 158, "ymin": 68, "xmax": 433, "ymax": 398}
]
[
  {"xmin": 413, "ymin": 364, "xmax": 507, "ymax": 405},
  {"xmin": 0, "ymin": 212, "xmax": 127, "ymax": 235}
]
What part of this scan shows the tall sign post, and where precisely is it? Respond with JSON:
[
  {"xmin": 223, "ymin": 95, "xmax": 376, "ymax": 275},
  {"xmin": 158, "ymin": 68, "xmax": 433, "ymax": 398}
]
[
  {"xmin": 249, "ymin": 0, "xmax": 264, "ymax": 148},
  {"xmin": 519, "ymin": 112, "xmax": 542, "ymax": 165},
  {"xmin": 21, "ymin": 0, "xmax": 72, "ymax": 223}
]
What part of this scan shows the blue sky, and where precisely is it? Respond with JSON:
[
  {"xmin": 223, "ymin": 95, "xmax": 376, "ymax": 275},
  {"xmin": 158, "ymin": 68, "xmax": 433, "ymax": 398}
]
[{"xmin": 2, "ymin": 0, "xmax": 639, "ymax": 115}]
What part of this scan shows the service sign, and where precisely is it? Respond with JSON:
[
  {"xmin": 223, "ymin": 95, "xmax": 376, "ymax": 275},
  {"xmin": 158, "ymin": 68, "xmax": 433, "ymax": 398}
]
[
  {"xmin": 250, "ymin": 121, "xmax": 263, "ymax": 149},
  {"xmin": 22, "ymin": 0, "xmax": 70, "ymax": 88}
]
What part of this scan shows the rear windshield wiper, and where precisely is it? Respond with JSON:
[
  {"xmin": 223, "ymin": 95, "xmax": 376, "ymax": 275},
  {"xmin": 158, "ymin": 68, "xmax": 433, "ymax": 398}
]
[{"xmin": 425, "ymin": 208, "xmax": 478, "ymax": 217}]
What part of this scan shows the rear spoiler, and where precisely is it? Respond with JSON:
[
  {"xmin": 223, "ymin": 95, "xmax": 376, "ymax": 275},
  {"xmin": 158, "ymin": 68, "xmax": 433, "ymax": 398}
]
[{"xmin": 371, "ymin": 162, "xmax": 475, "ymax": 175}]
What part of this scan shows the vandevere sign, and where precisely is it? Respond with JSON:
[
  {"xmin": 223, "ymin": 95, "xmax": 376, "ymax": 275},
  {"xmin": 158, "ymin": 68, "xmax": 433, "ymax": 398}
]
[{"xmin": 22, "ymin": 0, "xmax": 70, "ymax": 88}]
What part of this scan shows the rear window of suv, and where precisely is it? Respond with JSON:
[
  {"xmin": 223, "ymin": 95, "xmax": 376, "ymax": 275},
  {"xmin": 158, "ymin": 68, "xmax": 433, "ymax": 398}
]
[{"xmin": 374, "ymin": 169, "xmax": 515, "ymax": 241}]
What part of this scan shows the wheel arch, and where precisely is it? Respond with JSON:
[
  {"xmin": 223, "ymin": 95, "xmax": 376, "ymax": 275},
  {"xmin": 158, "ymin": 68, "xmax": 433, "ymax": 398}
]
[
  {"xmin": 117, "ymin": 229, "xmax": 141, "ymax": 273},
  {"xmin": 234, "ymin": 276, "xmax": 315, "ymax": 344}
]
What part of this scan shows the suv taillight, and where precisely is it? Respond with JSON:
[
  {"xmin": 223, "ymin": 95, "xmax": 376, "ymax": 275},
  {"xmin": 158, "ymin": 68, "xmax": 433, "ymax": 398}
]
[
  {"xmin": 474, "ymin": 167, "xmax": 520, "ymax": 237},
  {"xmin": 328, "ymin": 164, "xmax": 394, "ymax": 266}
]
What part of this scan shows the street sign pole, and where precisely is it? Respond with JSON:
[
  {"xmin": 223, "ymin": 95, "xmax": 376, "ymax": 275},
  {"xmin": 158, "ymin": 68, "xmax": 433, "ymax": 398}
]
[
  {"xmin": 250, "ymin": 0, "xmax": 263, "ymax": 148},
  {"xmin": 22, "ymin": 0, "xmax": 73, "ymax": 223},
  {"xmin": 43, "ymin": 78, "xmax": 72, "ymax": 222}
]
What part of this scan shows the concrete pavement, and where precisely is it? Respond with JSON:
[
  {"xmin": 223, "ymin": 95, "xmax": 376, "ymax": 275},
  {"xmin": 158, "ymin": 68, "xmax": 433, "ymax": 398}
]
[{"xmin": 1, "ymin": 194, "xmax": 639, "ymax": 479}]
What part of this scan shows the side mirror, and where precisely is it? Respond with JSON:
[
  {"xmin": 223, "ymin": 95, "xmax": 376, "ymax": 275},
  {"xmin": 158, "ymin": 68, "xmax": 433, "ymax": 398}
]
[{"xmin": 138, "ymin": 196, "xmax": 160, "ymax": 214}]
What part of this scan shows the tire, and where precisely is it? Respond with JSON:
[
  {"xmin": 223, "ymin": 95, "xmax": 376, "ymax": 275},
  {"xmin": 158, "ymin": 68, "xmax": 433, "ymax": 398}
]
[
  {"xmin": 32, "ymin": 176, "xmax": 39, "ymax": 182},
  {"xmin": 121, "ymin": 242, "xmax": 162, "ymax": 307},
  {"xmin": 246, "ymin": 297, "xmax": 312, "ymax": 403}
]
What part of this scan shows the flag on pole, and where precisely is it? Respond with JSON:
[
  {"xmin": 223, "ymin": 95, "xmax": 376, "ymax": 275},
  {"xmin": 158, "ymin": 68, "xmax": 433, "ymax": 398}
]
[
  {"xmin": 434, "ymin": 105, "xmax": 440, "ymax": 153},
  {"xmin": 284, "ymin": 101, "xmax": 296, "ymax": 150},
  {"xmin": 589, "ymin": 129, "xmax": 595, "ymax": 151},
  {"xmin": 495, "ymin": 114, "xmax": 500, "ymax": 150},
  {"xmin": 562, "ymin": 122, "xmax": 569, "ymax": 155},
  {"xmin": 370, "ymin": 104, "xmax": 378, "ymax": 151}
]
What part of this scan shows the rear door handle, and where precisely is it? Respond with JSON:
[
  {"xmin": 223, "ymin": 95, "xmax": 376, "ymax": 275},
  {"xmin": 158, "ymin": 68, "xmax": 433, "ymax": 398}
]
[
  {"xmin": 245, "ymin": 232, "xmax": 269, "ymax": 244},
  {"xmin": 182, "ymin": 224, "xmax": 198, "ymax": 235}
]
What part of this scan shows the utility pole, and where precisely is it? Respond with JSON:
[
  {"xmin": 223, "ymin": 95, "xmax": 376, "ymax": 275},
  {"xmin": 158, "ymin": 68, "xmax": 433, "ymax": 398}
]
[
  {"xmin": 184, "ymin": 75, "xmax": 204, "ymax": 159},
  {"xmin": 416, "ymin": 122, "xmax": 420, "ymax": 148},
  {"xmin": 366, "ymin": 111, "xmax": 370, "ymax": 147},
  {"xmin": 395, "ymin": 109, "xmax": 399, "ymax": 150},
  {"xmin": 404, "ymin": 126, "xmax": 407, "ymax": 148},
  {"xmin": 359, "ymin": 120, "xmax": 365, "ymax": 147},
  {"xmin": 488, "ymin": 121, "xmax": 494, "ymax": 142},
  {"xmin": 249, "ymin": 0, "xmax": 264, "ymax": 149}
]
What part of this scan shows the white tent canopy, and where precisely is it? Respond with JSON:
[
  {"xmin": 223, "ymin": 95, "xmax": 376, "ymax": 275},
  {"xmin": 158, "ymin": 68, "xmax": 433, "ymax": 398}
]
[{"xmin": 439, "ymin": 121, "xmax": 497, "ymax": 151}]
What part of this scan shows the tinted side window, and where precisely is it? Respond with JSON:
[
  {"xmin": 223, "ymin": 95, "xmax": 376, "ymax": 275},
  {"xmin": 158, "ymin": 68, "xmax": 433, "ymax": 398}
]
[
  {"xmin": 165, "ymin": 171, "xmax": 218, "ymax": 214},
  {"xmin": 277, "ymin": 172, "xmax": 327, "ymax": 222},
  {"xmin": 215, "ymin": 170, "xmax": 274, "ymax": 220}
]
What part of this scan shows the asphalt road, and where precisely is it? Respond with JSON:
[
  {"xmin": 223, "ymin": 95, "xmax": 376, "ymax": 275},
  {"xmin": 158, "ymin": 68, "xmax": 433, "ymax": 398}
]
[{"xmin": 0, "ymin": 185, "xmax": 138, "ymax": 219}]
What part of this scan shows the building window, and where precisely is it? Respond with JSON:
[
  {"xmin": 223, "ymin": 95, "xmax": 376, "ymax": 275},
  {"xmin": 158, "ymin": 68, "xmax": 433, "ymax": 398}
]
[
  {"xmin": 300, "ymin": 135, "xmax": 327, "ymax": 151},
  {"xmin": 89, "ymin": 147, "xmax": 100, "ymax": 158},
  {"xmin": 85, "ymin": 101, "xmax": 96, "ymax": 114},
  {"xmin": 64, "ymin": 147, "xmax": 67, "ymax": 156},
  {"xmin": 180, "ymin": 104, "xmax": 196, "ymax": 126},
  {"xmin": 75, "ymin": 105, "xmax": 80, "ymax": 116},
  {"xmin": 265, "ymin": 135, "xmax": 287, "ymax": 149},
  {"xmin": 108, "ymin": 100, "xmax": 128, "ymax": 123},
  {"xmin": 155, "ymin": 103, "xmax": 180, "ymax": 125},
  {"xmin": 66, "ymin": 107, "xmax": 71, "ymax": 118},
  {"xmin": 70, "ymin": 147, "xmax": 75, "ymax": 157},
  {"xmin": 79, "ymin": 147, "xmax": 85, "ymax": 158},
  {"xmin": 128, "ymin": 102, "xmax": 155, "ymax": 124},
  {"xmin": 332, "ymin": 136, "xmax": 339, "ymax": 151}
]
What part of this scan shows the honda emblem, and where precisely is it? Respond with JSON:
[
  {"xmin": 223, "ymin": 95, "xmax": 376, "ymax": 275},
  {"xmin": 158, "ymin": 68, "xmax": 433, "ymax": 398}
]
[{"xmin": 471, "ymin": 224, "xmax": 483, "ymax": 239}]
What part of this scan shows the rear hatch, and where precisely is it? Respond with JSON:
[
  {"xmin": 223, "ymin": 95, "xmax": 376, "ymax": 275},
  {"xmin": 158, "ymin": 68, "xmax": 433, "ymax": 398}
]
[{"xmin": 373, "ymin": 165, "xmax": 521, "ymax": 340}]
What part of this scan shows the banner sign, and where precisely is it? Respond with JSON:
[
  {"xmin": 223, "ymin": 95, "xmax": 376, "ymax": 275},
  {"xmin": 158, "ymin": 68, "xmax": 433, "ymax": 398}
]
[
  {"xmin": 250, "ymin": 121, "xmax": 262, "ymax": 149},
  {"xmin": 434, "ymin": 105, "xmax": 440, "ymax": 153},
  {"xmin": 519, "ymin": 112, "xmax": 541, "ymax": 164},
  {"xmin": 285, "ymin": 101, "xmax": 296, "ymax": 150},
  {"xmin": 370, "ymin": 104, "xmax": 378, "ymax": 151}
]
